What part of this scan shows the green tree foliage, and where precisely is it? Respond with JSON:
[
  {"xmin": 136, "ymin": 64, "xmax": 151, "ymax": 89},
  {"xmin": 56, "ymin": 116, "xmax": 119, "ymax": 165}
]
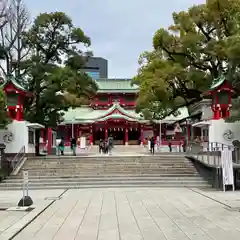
[
  {"xmin": 134, "ymin": 0, "xmax": 240, "ymax": 119},
  {"xmin": 21, "ymin": 12, "xmax": 97, "ymax": 154},
  {"xmin": 0, "ymin": 88, "xmax": 11, "ymax": 128}
]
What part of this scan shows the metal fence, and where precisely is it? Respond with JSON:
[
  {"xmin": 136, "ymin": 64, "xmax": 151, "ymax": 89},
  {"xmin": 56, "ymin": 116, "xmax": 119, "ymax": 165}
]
[
  {"xmin": 11, "ymin": 146, "xmax": 26, "ymax": 172},
  {"xmin": 186, "ymin": 141, "xmax": 240, "ymax": 166}
]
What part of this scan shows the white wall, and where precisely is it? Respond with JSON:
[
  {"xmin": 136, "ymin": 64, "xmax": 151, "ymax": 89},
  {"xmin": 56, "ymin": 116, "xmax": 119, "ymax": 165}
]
[
  {"xmin": 208, "ymin": 119, "xmax": 240, "ymax": 145},
  {"xmin": 0, "ymin": 120, "xmax": 37, "ymax": 154},
  {"xmin": 0, "ymin": 121, "xmax": 28, "ymax": 153}
]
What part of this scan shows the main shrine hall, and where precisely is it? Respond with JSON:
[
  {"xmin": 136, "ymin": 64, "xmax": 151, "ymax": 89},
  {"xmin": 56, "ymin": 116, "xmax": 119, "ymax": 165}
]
[{"xmin": 57, "ymin": 78, "xmax": 188, "ymax": 145}]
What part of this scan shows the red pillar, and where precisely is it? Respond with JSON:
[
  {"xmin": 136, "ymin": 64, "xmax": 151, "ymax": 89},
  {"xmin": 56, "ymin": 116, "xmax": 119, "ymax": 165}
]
[
  {"xmin": 15, "ymin": 106, "xmax": 21, "ymax": 121},
  {"xmin": 213, "ymin": 109, "xmax": 221, "ymax": 120},
  {"xmin": 89, "ymin": 125, "xmax": 93, "ymax": 145},
  {"xmin": 47, "ymin": 128, "xmax": 52, "ymax": 155},
  {"xmin": 140, "ymin": 126, "xmax": 144, "ymax": 145},
  {"xmin": 105, "ymin": 129, "xmax": 108, "ymax": 140},
  {"xmin": 125, "ymin": 128, "xmax": 128, "ymax": 145}
]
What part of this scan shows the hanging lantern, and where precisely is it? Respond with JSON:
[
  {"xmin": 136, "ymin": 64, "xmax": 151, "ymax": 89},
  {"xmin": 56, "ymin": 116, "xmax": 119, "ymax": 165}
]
[
  {"xmin": 118, "ymin": 128, "xmax": 120, "ymax": 131},
  {"xmin": 100, "ymin": 128, "xmax": 102, "ymax": 131},
  {"xmin": 114, "ymin": 128, "xmax": 116, "ymax": 131}
]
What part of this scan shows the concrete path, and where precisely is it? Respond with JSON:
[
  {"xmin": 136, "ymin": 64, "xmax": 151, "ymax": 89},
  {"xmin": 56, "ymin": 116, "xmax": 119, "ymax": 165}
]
[
  {"xmin": 3, "ymin": 188, "xmax": 240, "ymax": 240},
  {"xmin": 0, "ymin": 189, "xmax": 65, "ymax": 240}
]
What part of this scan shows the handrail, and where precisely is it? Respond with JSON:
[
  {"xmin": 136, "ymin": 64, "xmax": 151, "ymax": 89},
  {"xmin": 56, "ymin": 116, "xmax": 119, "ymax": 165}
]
[
  {"xmin": 11, "ymin": 146, "xmax": 26, "ymax": 172},
  {"xmin": 186, "ymin": 141, "xmax": 240, "ymax": 166}
]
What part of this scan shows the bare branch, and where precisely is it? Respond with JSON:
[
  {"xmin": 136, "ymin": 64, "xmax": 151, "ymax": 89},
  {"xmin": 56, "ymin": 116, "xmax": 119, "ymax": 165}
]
[{"xmin": 0, "ymin": 0, "xmax": 30, "ymax": 76}]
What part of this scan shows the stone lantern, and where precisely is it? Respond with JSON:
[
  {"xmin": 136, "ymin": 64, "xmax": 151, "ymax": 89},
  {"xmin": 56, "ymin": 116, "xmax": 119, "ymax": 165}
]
[{"xmin": 207, "ymin": 75, "xmax": 234, "ymax": 120}]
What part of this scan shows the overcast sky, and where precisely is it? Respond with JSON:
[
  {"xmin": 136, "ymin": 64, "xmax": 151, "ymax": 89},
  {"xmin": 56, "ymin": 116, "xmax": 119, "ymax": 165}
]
[{"xmin": 25, "ymin": 0, "xmax": 205, "ymax": 78}]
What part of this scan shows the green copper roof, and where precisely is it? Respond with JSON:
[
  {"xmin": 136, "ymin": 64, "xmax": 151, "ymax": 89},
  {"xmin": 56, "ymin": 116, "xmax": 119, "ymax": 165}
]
[
  {"xmin": 0, "ymin": 75, "xmax": 26, "ymax": 91},
  {"xmin": 96, "ymin": 79, "xmax": 139, "ymax": 93},
  {"xmin": 61, "ymin": 102, "xmax": 143, "ymax": 124},
  {"xmin": 97, "ymin": 114, "xmax": 138, "ymax": 122},
  {"xmin": 210, "ymin": 75, "xmax": 225, "ymax": 90},
  {"xmin": 61, "ymin": 103, "xmax": 189, "ymax": 124}
]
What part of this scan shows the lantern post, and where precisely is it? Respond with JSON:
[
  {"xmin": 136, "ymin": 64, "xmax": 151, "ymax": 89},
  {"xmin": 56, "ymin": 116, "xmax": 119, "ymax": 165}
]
[{"xmin": 206, "ymin": 75, "xmax": 234, "ymax": 120}]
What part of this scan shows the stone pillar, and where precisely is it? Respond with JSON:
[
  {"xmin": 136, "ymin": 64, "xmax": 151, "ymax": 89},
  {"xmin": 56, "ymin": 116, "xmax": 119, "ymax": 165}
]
[
  {"xmin": 0, "ymin": 143, "xmax": 6, "ymax": 169},
  {"xmin": 125, "ymin": 128, "xmax": 128, "ymax": 145},
  {"xmin": 47, "ymin": 128, "xmax": 52, "ymax": 155}
]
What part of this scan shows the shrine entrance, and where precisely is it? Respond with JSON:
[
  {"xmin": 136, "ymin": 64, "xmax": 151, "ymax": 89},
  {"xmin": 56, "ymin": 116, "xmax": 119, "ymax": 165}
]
[{"xmin": 108, "ymin": 128, "xmax": 124, "ymax": 145}]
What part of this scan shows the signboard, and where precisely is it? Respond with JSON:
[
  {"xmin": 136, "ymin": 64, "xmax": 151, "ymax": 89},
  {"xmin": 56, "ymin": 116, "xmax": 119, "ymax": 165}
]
[
  {"xmin": 80, "ymin": 137, "xmax": 86, "ymax": 149},
  {"xmin": 23, "ymin": 170, "xmax": 29, "ymax": 184},
  {"xmin": 174, "ymin": 123, "xmax": 182, "ymax": 133},
  {"xmin": 221, "ymin": 149, "xmax": 234, "ymax": 191}
]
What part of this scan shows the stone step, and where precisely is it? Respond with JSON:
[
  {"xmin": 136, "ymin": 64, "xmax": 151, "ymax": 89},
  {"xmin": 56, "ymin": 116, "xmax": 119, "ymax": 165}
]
[
  {"xmin": 4, "ymin": 176, "xmax": 207, "ymax": 183},
  {"xmin": 26, "ymin": 156, "xmax": 189, "ymax": 162},
  {"xmin": 21, "ymin": 164, "xmax": 194, "ymax": 171},
  {"xmin": 0, "ymin": 180, "xmax": 210, "ymax": 188},
  {"xmin": 16, "ymin": 170, "xmax": 198, "ymax": 176},
  {"xmin": 22, "ymin": 161, "xmax": 194, "ymax": 166},
  {"xmin": 10, "ymin": 173, "xmax": 202, "ymax": 179},
  {"xmin": 0, "ymin": 184, "xmax": 212, "ymax": 190}
]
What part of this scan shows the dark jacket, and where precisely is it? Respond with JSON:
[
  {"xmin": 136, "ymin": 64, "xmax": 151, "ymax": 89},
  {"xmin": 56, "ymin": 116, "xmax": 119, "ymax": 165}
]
[{"xmin": 71, "ymin": 138, "xmax": 76, "ymax": 147}]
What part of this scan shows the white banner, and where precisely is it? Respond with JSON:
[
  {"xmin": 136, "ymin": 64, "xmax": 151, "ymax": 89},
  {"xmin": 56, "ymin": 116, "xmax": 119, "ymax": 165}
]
[
  {"xmin": 80, "ymin": 137, "xmax": 86, "ymax": 149},
  {"xmin": 221, "ymin": 149, "xmax": 234, "ymax": 186}
]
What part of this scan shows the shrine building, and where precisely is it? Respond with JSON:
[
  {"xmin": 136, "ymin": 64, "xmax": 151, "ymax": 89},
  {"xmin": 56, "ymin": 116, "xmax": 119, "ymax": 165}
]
[{"xmin": 57, "ymin": 78, "xmax": 189, "ymax": 146}]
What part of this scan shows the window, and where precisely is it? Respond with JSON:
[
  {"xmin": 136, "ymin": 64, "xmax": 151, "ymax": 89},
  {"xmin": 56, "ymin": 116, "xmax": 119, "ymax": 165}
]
[
  {"xmin": 28, "ymin": 130, "xmax": 34, "ymax": 144},
  {"xmin": 86, "ymin": 71, "xmax": 100, "ymax": 79},
  {"xmin": 7, "ymin": 93, "xmax": 18, "ymax": 106}
]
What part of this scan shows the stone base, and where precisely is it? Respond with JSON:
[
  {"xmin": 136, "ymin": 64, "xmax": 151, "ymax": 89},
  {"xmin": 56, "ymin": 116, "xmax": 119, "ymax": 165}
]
[{"xmin": 18, "ymin": 196, "xmax": 33, "ymax": 207}]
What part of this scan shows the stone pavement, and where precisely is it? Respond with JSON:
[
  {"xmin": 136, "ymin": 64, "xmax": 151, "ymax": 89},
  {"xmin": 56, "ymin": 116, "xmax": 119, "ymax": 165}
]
[
  {"xmin": 2, "ymin": 188, "xmax": 239, "ymax": 240},
  {"xmin": 0, "ymin": 189, "xmax": 65, "ymax": 240}
]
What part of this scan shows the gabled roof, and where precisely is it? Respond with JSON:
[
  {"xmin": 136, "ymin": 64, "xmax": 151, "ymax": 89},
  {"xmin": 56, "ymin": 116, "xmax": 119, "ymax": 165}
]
[
  {"xmin": 61, "ymin": 102, "xmax": 144, "ymax": 124},
  {"xmin": 210, "ymin": 75, "xmax": 226, "ymax": 90},
  {"xmin": 61, "ymin": 103, "xmax": 189, "ymax": 125},
  {"xmin": 0, "ymin": 75, "xmax": 26, "ymax": 92},
  {"xmin": 96, "ymin": 78, "xmax": 139, "ymax": 93}
]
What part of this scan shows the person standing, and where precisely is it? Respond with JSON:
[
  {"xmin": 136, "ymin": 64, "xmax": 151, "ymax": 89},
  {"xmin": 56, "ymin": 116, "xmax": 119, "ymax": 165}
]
[
  {"xmin": 58, "ymin": 137, "xmax": 65, "ymax": 156},
  {"xmin": 71, "ymin": 137, "xmax": 77, "ymax": 156},
  {"xmin": 99, "ymin": 139, "xmax": 104, "ymax": 154},
  {"xmin": 108, "ymin": 135, "xmax": 114, "ymax": 155},
  {"xmin": 150, "ymin": 136, "xmax": 155, "ymax": 154},
  {"xmin": 168, "ymin": 141, "xmax": 172, "ymax": 152},
  {"xmin": 104, "ymin": 139, "xmax": 108, "ymax": 154}
]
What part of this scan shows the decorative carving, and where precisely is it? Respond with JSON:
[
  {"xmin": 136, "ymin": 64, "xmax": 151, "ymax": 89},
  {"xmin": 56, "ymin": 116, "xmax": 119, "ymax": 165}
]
[
  {"xmin": 3, "ymin": 132, "xmax": 13, "ymax": 143},
  {"xmin": 223, "ymin": 129, "xmax": 234, "ymax": 141}
]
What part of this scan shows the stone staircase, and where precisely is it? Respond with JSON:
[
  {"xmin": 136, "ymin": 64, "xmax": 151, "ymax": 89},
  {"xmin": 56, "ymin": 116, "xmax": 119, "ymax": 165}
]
[{"xmin": 0, "ymin": 154, "xmax": 212, "ymax": 190}]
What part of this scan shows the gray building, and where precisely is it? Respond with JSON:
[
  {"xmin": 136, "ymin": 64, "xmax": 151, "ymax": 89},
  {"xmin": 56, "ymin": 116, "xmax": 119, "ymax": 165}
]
[{"xmin": 83, "ymin": 57, "xmax": 108, "ymax": 79}]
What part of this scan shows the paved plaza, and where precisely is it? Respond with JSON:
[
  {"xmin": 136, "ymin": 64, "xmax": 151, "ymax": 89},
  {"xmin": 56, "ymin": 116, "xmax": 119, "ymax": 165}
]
[{"xmin": 1, "ymin": 188, "xmax": 240, "ymax": 239}]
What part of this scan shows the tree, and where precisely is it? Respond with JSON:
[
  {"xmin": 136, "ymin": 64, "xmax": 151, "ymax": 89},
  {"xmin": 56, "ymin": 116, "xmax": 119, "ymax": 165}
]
[
  {"xmin": 21, "ymin": 12, "xmax": 97, "ymax": 155},
  {"xmin": 134, "ymin": 0, "xmax": 240, "ymax": 120},
  {"xmin": 0, "ymin": 0, "xmax": 29, "ymax": 76},
  {"xmin": 0, "ymin": 87, "xmax": 11, "ymax": 128}
]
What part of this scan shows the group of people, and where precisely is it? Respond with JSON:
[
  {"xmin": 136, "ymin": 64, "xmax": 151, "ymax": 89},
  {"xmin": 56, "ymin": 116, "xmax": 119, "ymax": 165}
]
[
  {"xmin": 58, "ymin": 136, "xmax": 77, "ymax": 156},
  {"xmin": 99, "ymin": 135, "xmax": 114, "ymax": 155}
]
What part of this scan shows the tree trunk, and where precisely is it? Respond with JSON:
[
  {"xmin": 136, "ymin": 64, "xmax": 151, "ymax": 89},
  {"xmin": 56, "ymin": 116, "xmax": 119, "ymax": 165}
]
[{"xmin": 35, "ymin": 128, "xmax": 40, "ymax": 156}]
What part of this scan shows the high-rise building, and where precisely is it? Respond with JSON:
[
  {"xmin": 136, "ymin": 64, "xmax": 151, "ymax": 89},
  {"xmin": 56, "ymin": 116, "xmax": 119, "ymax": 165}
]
[{"xmin": 83, "ymin": 57, "xmax": 108, "ymax": 79}]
